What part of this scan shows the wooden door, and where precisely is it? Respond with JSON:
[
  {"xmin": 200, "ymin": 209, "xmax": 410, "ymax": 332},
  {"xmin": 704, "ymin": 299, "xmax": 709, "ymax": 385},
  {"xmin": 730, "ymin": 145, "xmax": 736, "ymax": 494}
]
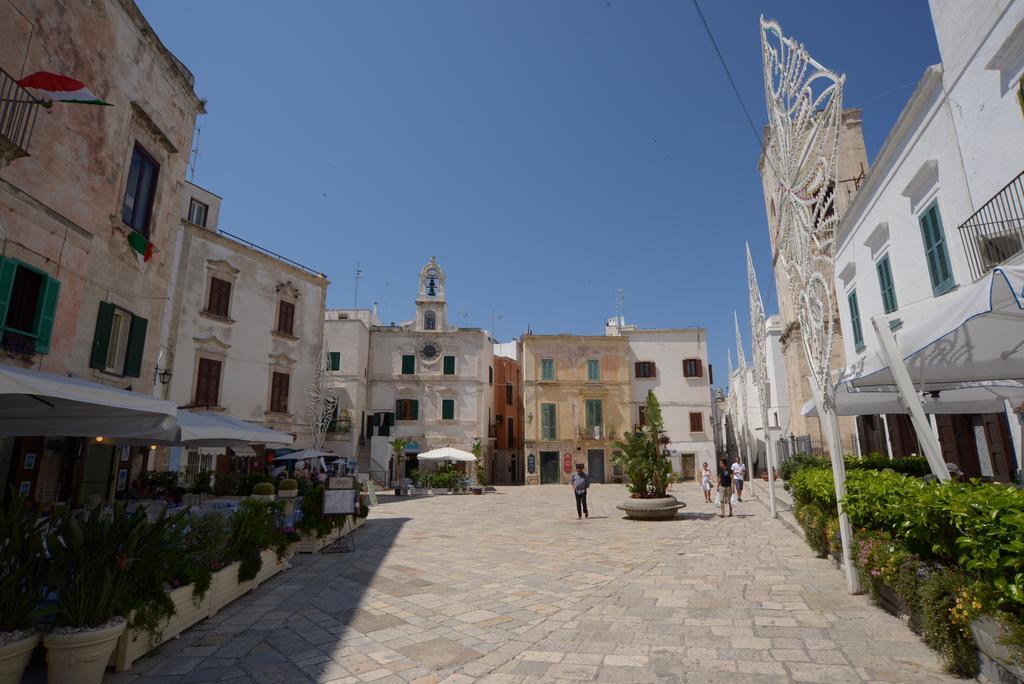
[
  {"xmin": 982, "ymin": 413, "xmax": 1015, "ymax": 483},
  {"xmin": 540, "ymin": 451, "xmax": 559, "ymax": 484},
  {"xmin": 587, "ymin": 449, "xmax": 605, "ymax": 484},
  {"xmin": 935, "ymin": 415, "xmax": 982, "ymax": 478}
]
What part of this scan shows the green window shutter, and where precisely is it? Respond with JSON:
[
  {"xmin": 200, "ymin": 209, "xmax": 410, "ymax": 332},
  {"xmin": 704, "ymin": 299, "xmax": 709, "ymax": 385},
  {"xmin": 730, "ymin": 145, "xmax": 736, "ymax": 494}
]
[
  {"xmin": 848, "ymin": 290, "xmax": 864, "ymax": 351},
  {"xmin": 329, "ymin": 351, "xmax": 341, "ymax": 371},
  {"xmin": 89, "ymin": 302, "xmax": 116, "ymax": 369},
  {"xmin": 587, "ymin": 359, "xmax": 599, "ymax": 381},
  {"xmin": 401, "ymin": 354, "xmax": 415, "ymax": 374},
  {"xmin": 541, "ymin": 403, "xmax": 556, "ymax": 439},
  {"xmin": 0, "ymin": 258, "xmax": 16, "ymax": 327},
  {"xmin": 443, "ymin": 355, "xmax": 455, "ymax": 375},
  {"xmin": 122, "ymin": 314, "xmax": 148, "ymax": 377},
  {"xmin": 919, "ymin": 205, "xmax": 954, "ymax": 294},
  {"xmin": 585, "ymin": 399, "xmax": 602, "ymax": 428},
  {"xmin": 541, "ymin": 358, "xmax": 554, "ymax": 381},
  {"xmin": 442, "ymin": 398, "xmax": 454, "ymax": 420},
  {"xmin": 33, "ymin": 276, "xmax": 61, "ymax": 354},
  {"xmin": 411, "ymin": 400, "xmax": 419, "ymax": 420},
  {"xmin": 395, "ymin": 399, "xmax": 402, "ymax": 418},
  {"xmin": 876, "ymin": 255, "xmax": 898, "ymax": 314}
]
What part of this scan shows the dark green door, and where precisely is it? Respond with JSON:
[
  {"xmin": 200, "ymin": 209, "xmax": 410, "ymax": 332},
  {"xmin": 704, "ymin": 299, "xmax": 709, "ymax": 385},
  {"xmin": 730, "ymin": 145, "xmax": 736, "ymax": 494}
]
[
  {"xmin": 587, "ymin": 449, "xmax": 605, "ymax": 483},
  {"xmin": 540, "ymin": 451, "xmax": 559, "ymax": 484}
]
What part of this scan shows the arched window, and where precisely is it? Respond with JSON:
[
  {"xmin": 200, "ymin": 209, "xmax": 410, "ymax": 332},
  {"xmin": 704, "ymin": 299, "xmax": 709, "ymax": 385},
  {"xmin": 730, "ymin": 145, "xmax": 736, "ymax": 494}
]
[{"xmin": 423, "ymin": 310, "xmax": 436, "ymax": 330}]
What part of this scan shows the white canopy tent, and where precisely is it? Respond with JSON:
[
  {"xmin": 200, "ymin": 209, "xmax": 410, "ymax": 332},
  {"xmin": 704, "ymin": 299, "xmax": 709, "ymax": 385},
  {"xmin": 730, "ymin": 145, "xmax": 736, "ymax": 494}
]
[
  {"xmin": 832, "ymin": 260, "xmax": 1024, "ymax": 476},
  {"xmin": 416, "ymin": 446, "xmax": 476, "ymax": 462},
  {"xmin": 0, "ymin": 365, "xmax": 177, "ymax": 439},
  {"xmin": 273, "ymin": 449, "xmax": 334, "ymax": 461},
  {"xmin": 801, "ymin": 383, "xmax": 1024, "ymax": 417}
]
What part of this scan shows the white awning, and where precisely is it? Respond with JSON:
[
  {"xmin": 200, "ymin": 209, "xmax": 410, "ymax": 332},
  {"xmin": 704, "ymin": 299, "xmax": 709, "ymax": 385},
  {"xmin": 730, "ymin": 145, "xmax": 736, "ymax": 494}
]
[
  {"xmin": 0, "ymin": 365, "xmax": 177, "ymax": 439},
  {"xmin": 111, "ymin": 411, "xmax": 294, "ymax": 448},
  {"xmin": 842, "ymin": 260, "xmax": 1024, "ymax": 390},
  {"xmin": 802, "ymin": 382, "xmax": 1024, "ymax": 417},
  {"xmin": 273, "ymin": 449, "xmax": 334, "ymax": 461},
  {"xmin": 417, "ymin": 446, "xmax": 476, "ymax": 462}
]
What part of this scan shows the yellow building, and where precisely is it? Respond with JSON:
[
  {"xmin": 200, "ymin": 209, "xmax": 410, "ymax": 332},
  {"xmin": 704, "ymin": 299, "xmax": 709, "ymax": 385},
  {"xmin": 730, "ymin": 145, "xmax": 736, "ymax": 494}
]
[{"xmin": 521, "ymin": 335, "xmax": 630, "ymax": 484}]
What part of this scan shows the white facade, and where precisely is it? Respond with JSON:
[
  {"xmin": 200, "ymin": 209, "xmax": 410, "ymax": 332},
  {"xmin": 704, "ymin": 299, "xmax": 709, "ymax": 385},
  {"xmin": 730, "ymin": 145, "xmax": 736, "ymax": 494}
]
[
  {"xmin": 363, "ymin": 259, "xmax": 494, "ymax": 483},
  {"xmin": 728, "ymin": 365, "xmax": 763, "ymax": 469},
  {"xmin": 167, "ymin": 184, "xmax": 329, "ymax": 451},
  {"xmin": 764, "ymin": 315, "xmax": 790, "ymax": 437},
  {"xmin": 622, "ymin": 328, "xmax": 715, "ymax": 479},
  {"xmin": 833, "ymin": 0, "xmax": 1024, "ymax": 478},
  {"xmin": 322, "ymin": 308, "xmax": 378, "ymax": 467}
]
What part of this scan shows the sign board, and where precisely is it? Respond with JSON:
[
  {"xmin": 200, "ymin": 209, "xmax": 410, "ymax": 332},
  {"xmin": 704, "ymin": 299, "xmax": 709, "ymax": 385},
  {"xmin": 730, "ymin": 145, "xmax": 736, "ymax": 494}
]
[
  {"xmin": 563, "ymin": 454, "xmax": 573, "ymax": 473},
  {"xmin": 405, "ymin": 441, "xmax": 421, "ymax": 452},
  {"xmin": 527, "ymin": 453, "xmax": 536, "ymax": 474},
  {"xmin": 330, "ymin": 476, "xmax": 353, "ymax": 490},
  {"xmin": 323, "ymin": 489, "xmax": 356, "ymax": 516}
]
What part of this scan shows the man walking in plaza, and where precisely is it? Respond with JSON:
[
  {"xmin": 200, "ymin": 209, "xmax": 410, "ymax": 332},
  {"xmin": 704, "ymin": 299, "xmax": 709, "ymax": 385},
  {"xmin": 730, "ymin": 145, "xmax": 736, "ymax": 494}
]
[
  {"xmin": 730, "ymin": 454, "xmax": 746, "ymax": 502},
  {"xmin": 569, "ymin": 462, "xmax": 590, "ymax": 519}
]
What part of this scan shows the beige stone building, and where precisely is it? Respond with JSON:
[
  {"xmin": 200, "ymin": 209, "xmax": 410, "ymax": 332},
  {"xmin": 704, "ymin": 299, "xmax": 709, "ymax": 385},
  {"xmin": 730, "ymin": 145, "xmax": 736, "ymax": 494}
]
[
  {"xmin": 522, "ymin": 334, "xmax": 631, "ymax": 485},
  {"xmin": 757, "ymin": 109, "xmax": 867, "ymax": 453},
  {"xmin": 0, "ymin": 0, "xmax": 203, "ymax": 504}
]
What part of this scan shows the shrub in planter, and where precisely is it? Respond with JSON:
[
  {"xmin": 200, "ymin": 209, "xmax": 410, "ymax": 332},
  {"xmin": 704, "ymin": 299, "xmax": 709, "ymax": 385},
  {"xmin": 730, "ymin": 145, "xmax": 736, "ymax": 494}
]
[
  {"xmin": 165, "ymin": 513, "xmax": 230, "ymax": 600},
  {"xmin": 0, "ymin": 497, "xmax": 52, "ymax": 684},
  {"xmin": 44, "ymin": 503, "xmax": 181, "ymax": 684},
  {"xmin": 277, "ymin": 479, "xmax": 298, "ymax": 498},
  {"xmin": 252, "ymin": 481, "xmax": 275, "ymax": 496},
  {"xmin": 227, "ymin": 499, "xmax": 289, "ymax": 583},
  {"xmin": 188, "ymin": 469, "xmax": 214, "ymax": 495},
  {"xmin": 213, "ymin": 473, "xmax": 238, "ymax": 497},
  {"xmin": 779, "ymin": 453, "xmax": 829, "ymax": 481}
]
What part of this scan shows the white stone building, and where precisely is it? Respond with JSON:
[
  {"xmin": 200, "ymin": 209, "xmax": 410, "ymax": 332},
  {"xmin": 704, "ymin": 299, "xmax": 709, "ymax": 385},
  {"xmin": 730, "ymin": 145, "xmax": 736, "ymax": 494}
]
[
  {"xmin": 165, "ymin": 182, "xmax": 329, "ymax": 472},
  {"xmin": 363, "ymin": 259, "xmax": 493, "ymax": 484},
  {"xmin": 832, "ymin": 0, "xmax": 1023, "ymax": 480},
  {"xmin": 322, "ymin": 307, "xmax": 379, "ymax": 470},
  {"xmin": 619, "ymin": 327, "xmax": 716, "ymax": 480}
]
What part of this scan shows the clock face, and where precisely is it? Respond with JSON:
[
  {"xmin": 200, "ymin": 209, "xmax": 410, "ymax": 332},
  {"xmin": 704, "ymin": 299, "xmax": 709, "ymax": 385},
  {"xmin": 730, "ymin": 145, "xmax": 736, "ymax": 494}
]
[{"xmin": 420, "ymin": 342, "xmax": 439, "ymax": 361}]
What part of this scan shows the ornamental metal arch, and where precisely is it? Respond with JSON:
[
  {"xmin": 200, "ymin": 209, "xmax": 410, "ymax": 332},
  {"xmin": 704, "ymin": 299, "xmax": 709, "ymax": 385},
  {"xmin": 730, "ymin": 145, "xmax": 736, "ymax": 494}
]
[
  {"xmin": 746, "ymin": 243, "xmax": 778, "ymax": 518},
  {"xmin": 760, "ymin": 16, "xmax": 858, "ymax": 592},
  {"xmin": 733, "ymin": 312, "xmax": 755, "ymax": 490}
]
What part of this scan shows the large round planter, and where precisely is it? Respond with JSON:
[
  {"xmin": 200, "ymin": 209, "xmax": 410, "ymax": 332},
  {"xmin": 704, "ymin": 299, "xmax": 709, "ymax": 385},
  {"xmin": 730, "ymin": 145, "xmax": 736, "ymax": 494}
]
[
  {"xmin": 277, "ymin": 489, "xmax": 297, "ymax": 499},
  {"xmin": 251, "ymin": 494, "xmax": 275, "ymax": 502},
  {"xmin": 44, "ymin": 619, "xmax": 126, "ymax": 684},
  {"xmin": 0, "ymin": 630, "xmax": 40, "ymax": 684},
  {"xmin": 616, "ymin": 496, "xmax": 686, "ymax": 520}
]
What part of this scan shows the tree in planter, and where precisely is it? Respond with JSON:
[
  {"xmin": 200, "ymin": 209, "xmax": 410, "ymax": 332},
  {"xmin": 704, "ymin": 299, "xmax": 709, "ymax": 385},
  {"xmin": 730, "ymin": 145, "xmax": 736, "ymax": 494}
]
[
  {"xmin": 471, "ymin": 439, "xmax": 486, "ymax": 486},
  {"xmin": 389, "ymin": 438, "xmax": 410, "ymax": 486},
  {"xmin": 613, "ymin": 391, "xmax": 671, "ymax": 498}
]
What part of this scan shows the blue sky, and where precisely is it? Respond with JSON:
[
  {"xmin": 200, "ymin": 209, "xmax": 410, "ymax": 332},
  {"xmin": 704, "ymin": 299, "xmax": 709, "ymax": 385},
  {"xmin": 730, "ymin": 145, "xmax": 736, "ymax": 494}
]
[{"xmin": 138, "ymin": 0, "xmax": 940, "ymax": 387}]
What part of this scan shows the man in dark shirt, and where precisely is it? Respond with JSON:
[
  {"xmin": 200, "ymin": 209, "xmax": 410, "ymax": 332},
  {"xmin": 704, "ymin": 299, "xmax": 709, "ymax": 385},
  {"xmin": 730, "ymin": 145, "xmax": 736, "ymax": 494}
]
[
  {"xmin": 717, "ymin": 458, "xmax": 733, "ymax": 518},
  {"xmin": 569, "ymin": 463, "xmax": 590, "ymax": 519}
]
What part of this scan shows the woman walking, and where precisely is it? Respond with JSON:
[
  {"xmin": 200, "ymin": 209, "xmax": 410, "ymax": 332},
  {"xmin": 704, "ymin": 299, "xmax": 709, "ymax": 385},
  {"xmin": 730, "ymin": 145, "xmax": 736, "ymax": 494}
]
[
  {"xmin": 700, "ymin": 462, "xmax": 713, "ymax": 503},
  {"xmin": 716, "ymin": 458, "xmax": 733, "ymax": 518}
]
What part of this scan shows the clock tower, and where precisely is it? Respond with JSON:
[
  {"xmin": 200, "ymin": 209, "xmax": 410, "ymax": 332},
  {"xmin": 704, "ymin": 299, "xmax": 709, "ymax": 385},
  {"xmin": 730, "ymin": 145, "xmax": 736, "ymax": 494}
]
[{"xmin": 415, "ymin": 257, "xmax": 448, "ymax": 331}]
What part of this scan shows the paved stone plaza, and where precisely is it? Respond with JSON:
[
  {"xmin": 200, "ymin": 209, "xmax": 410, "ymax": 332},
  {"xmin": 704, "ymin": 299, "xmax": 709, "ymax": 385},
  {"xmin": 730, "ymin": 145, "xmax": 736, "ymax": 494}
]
[{"xmin": 110, "ymin": 484, "xmax": 958, "ymax": 683}]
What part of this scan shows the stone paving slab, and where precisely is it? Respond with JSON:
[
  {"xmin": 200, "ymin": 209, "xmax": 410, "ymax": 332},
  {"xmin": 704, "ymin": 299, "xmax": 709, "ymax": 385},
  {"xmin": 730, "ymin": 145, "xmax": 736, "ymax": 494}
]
[{"xmin": 105, "ymin": 483, "xmax": 959, "ymax": 683}]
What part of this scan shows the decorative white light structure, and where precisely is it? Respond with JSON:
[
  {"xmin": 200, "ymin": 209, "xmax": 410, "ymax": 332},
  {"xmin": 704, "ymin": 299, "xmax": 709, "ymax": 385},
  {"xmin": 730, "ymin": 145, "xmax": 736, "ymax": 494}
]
[
  {"xmin": 733, "ymin": 313, "xmax": 755, "ymax": 490},
  {"xmin": 760, "ymin": 17, "xmax": 858, "ymax": 592},
  {"xmin": 307, "ymin": 347, "xmax": 338, "ymax": 453},
  {"xmin": 746, "ymin": 242, "xmax": 778, "ymax": 519}
]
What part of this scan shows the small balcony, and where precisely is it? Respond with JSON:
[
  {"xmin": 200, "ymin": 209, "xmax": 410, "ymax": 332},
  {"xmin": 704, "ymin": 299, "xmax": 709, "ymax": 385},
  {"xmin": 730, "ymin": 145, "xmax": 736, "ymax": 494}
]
[
  {"xmin": 0, "ymin": 66, "xmax": 42, "ymax": 165},
  {"xmin": 958, "ymin": 170, "xmax": 1024, "ymax": 280}
]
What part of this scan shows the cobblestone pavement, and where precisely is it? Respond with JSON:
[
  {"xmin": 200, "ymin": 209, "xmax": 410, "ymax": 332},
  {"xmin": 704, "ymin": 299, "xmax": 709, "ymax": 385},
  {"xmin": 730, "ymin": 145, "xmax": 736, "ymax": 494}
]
[{"xmin": 109, "ymin": 483, "xmax": 958, "ymax": 683}]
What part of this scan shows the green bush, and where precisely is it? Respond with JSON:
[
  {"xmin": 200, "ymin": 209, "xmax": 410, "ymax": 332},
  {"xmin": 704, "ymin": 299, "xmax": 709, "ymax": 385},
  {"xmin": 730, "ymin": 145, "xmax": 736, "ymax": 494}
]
[
  {"xmin": 0, "ymin": 497, "xmax": 52, "ymax": 631},
  {"xmin": 779, "ymin": 453, "xmax": 829, "ymax": 481},
  {"xmin": 788, "ymin": 467, "xmax": 837, "ymax": 508},
  {"xmin": 227, "ymin": 499, "xmax": 288, "ymax": 582},
  {"xmin": 213, "ymin": 473, "xmax": 237, "ymax": 496},
  {"xmin": 252, "ymin": 482, "xmax": 275, "ymax": 496},
  {"xmin": 793, "ymin": 501, "xmax": 832, "ymax": 558},
  {"xmin": 278, "ymin": 478, "xmax": 298, "ymax": 491},
  {"xmin": 166, "ymin": 512, "xmax": 229, "ymax": 600},
  {"xmin": 845, "ymin": 453, "xmax": 930, "ymax": 477}
]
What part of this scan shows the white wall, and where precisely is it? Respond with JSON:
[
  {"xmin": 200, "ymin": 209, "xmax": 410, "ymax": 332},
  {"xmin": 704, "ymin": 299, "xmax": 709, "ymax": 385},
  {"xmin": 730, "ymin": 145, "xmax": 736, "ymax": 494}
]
[
  {"xmin": 323, "ymin": 312, "xmax": 371, "ymax": 462},
  {"xmin": 765, "ymin": 315, "xmax": 790, "ymax": 435},
  {"xmin": 624, "ymin": 329, "xmax": 716, "ymax": 476},
  {"xmin": 168, "ymin": 227, "xmax": 327, "ymax": 447}
]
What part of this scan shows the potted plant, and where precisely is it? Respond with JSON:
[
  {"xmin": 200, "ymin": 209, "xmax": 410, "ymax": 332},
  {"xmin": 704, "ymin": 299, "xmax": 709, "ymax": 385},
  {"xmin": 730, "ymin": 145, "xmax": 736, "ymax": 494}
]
[
  {"xmin": 614, "ymin": 391, "xmax": 685, "ymax": 520},
  {"xmin": 44, "ymin": 503, "xmax": 178, "ymax": 684},
  {"xmin": 277, "ymin": 479, "xmax": 298, "ymax": 499},
  {"xmin": 0, "ymin": 497, "xmax": 51, "ymax": 684},
  {"xmin": 251, "ymin": 481, "xmax": 275, "ymax": 501}
]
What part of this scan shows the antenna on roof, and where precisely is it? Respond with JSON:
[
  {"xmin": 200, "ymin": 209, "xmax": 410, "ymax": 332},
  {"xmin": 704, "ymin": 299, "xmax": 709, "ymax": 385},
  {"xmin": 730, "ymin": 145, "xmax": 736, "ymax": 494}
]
[
  {"xmin": 615, "ymin": 288, "xmax": 625, "ymax": 325},
  {"xmin": 353, "ymin": 261, "xmax": 363, "ymax": 309}
]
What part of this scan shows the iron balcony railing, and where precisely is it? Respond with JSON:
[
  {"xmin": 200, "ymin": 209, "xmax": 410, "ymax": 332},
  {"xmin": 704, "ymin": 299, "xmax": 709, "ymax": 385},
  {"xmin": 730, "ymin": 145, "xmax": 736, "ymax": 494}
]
[
  {"xmin": 958, "ymin": 170, "xmax": 1024, "ymax": 280},
  {"xmin": 0, "ymin": 66, "xmax": 41, "ymax": 161}
]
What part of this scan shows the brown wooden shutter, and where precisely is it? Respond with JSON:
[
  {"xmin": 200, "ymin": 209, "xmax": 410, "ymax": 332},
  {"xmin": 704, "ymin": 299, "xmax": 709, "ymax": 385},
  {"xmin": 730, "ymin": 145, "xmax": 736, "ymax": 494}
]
[
  {"xmin": 650, "ymin": 362, "xmax": 656, "ymax": 377},
  {"xmin": 634, "ymin": 362, "xmax": 642, "ymax": 377},
  {"xmin": 195, "ymin": 358, "xmax": 221, "ymax": 406},
  {"xmin": 695, "ymin": 359, "xmax": 703, "ymax": 377},
  {"xmin": 689, "ymin": 412, "xmax": 703, "ymax": 432},
  {"xmin": 278, "ymin": 301, "xmax": 295, "ymax": 335},
  {"xmin": 271, "ymin": 372, "xmax": 290, "ymax": 412}
]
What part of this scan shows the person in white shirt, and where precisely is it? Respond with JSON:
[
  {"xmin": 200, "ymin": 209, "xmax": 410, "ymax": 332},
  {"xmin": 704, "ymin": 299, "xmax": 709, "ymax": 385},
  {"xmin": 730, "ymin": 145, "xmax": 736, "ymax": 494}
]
[{"xmin": 730, "ymin": 455, "xmax": 746, "ymax": 502}]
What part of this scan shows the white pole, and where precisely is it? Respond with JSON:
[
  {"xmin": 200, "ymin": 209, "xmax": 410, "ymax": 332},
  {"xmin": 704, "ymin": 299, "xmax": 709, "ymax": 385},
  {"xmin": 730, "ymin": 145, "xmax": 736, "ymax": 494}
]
[
  {"xmin": 807, "ymin": 378, "xmax": 859, "ymax": 594},
  {"xmin": 881, "ymin": 414, "xmax": 894, "ymax": 459},
  {"xmin": 1003, "ymin": 399, "xmax": 1023, "ymax": 481},
  {"xmin": 870, "ymin": 315, "xmax": 949, "ymax": 481}
]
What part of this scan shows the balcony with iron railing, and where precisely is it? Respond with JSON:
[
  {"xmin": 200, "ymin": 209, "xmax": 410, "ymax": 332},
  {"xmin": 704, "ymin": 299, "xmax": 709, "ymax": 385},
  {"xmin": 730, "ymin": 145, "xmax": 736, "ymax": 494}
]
[
  {"xmin": 0, "ymin": 66, "xmax": 42, "ymax": 165},
  {"xmin": 958, "ymin": 170, "xmax": 1024, "ymax": 280}
]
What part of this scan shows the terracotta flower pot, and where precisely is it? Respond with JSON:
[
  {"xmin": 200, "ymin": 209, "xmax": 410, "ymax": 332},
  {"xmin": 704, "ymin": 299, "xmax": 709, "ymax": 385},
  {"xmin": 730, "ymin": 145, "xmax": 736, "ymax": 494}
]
[
  {"xmin": 0, "ymin": 630, "xmax": 40, "ymax": 684},
  {"xmin": 44, "ymin": 619, "xmax": 126, "ymax": 684}
]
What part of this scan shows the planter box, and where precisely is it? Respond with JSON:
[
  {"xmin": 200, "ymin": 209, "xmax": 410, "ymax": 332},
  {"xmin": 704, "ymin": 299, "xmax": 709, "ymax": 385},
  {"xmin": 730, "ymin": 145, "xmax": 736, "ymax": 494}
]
[
  {"xmin": 292, "ymin": 517, "xmax": 363, "ymax": 553},
  {"xmin": 277, "ymin": 489, "xmax": 297, "ymax": 499},
  {"xmin": 971, "ymin": 616, "xmax": 1024, "ymax": 683},
  {"xmin": 111, "ymin": 583, "xmax": 212, "ymax": 672},
  {"xmin": 211, "ymin": 549, "xmax": 285, "ymax": 614},
  {"xmin": 407, "ymin": 487, "xmax": 427, "ymax": 497},
  {"xmin": 254, "ymin": 548, "xmax": 289, "ymax": 587},
  {"xmin": 430, "ymin": 488, "xmax": 449, "ymax": 496}
]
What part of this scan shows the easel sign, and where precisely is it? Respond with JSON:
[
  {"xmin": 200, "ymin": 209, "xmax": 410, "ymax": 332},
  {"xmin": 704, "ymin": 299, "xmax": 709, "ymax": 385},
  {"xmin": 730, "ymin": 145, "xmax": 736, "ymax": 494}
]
[{"xmin": 322, "ymin": 488, "xmax": 356, "ymax": 516}]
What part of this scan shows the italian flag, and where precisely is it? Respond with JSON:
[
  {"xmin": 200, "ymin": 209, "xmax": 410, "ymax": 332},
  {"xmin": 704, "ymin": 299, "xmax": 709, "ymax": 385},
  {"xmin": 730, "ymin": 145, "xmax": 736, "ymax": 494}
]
[
  {"xmin": 16, "ymin": 71, "xmax": 112, "ymax": 106},
  {"xmin": 127, "ymin": 231, "xmax": 153, "ymax": 267}
]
